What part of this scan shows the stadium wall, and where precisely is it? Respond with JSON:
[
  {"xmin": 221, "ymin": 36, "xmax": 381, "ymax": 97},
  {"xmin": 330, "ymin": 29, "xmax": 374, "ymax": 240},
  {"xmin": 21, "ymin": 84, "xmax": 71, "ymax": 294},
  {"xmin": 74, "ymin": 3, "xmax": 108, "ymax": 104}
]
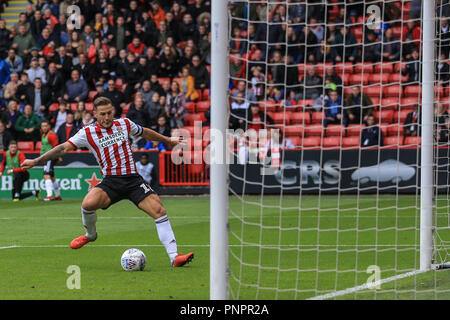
[{"xmin": 1, "ymin": 149, "xmax": 447, "ymax": 198}]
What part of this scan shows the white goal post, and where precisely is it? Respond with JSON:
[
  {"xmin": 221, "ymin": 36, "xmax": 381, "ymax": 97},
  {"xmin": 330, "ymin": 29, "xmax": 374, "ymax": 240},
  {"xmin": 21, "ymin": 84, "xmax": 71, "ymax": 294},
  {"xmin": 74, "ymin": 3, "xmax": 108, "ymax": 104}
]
[{"xmin": 210, "ymin": 0, "xmax": 447, "ymax": 300}]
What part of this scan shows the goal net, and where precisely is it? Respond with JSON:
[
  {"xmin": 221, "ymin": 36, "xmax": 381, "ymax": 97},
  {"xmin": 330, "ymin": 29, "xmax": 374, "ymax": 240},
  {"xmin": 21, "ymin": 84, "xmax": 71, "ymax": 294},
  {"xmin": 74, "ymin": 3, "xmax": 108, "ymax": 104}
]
[{"xmin": 221, "ymin": 0, "xmax": 450, "ymax": 299}]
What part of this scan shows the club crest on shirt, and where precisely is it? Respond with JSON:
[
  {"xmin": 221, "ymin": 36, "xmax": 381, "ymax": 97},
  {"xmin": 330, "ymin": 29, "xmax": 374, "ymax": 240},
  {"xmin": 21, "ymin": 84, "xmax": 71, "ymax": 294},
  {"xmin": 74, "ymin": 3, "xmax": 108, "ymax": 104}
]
[{"xmin": 98, "ymin": 131, "xmax": 126, "ymax": 148}]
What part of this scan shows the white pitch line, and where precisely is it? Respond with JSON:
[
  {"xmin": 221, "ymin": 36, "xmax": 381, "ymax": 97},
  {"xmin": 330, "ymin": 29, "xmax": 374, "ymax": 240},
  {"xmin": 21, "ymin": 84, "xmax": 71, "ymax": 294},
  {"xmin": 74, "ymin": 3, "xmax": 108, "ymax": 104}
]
[{"xmin": 308, "ymin": 269, "xmax": 428, "ymax": 300}]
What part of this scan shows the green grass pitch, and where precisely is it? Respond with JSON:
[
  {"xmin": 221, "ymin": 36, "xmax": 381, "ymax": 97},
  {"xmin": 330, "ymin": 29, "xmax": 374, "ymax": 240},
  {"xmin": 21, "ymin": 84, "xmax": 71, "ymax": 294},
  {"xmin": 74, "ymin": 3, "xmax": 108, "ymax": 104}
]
[{"xmin": 1, "ymin": 195, "xmax": 450, "ymax": 300}]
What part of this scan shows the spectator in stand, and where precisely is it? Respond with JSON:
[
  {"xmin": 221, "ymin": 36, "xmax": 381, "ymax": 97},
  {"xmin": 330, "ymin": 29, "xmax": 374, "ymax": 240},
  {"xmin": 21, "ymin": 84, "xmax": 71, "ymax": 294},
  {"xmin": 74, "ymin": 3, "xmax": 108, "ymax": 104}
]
[
  {"xmin": 439, "ymin": 117, "xmax": 450, "ymax": 144},
  {"xmin": 45, "ymin": 61, "xmax": 64, "ymax": 103},
  {"xmin": 88, "ymin": 37, "xmax": 108, "ymax": 64},
  {"xmin": 127, "ymin": 96, "xmax": 148, "ymax": 149},
  {"xmin": 345, "ymin": 86, "xmax": 374, "ymax": 125},
  {"xmin": 189, "ymin": 55, "xmax": 209, "ymax": 91},
  {"xmin": 128, "ymin": 36, "xmax": 146, "ymax": 57},
  {"xmin": 49, "ymin": 101, "xmax": 69, "ymax": 133},
  {"xmin": 0, "ymin": 57, "xmax": 10, "ymax": 97},
  {"xmin": 229, "ymin": 27, "xmax": 247, "ymax": 55},
  {"xmin": 362, "ymin": 29, "xmax": 381, "ymax": 63},
  {"xmin": 402, "ymin": 48, "xmax": 421, "ymax": 85},
  {"xmin": 123, "ymin": 52, "xmax": 144, "ymax": 101},
  {"xmin": 165, "ymin": 81, "xmax": 186, "ymax": 128},
  {"xmin": 232, "ymin": 80, "xmax": 257, "ymax": 104},
  {"xmin": 73, "ymin": 101, "xmax": 85, "ymax": 130},
  {"xmin": 178, "ymin": 65, "xmax": 199, "ymax": 102},
  {"xmin": 377, "ymin": 28, "xmax": 401, "ymax": 62},
  {"xmin": 404, "ymin": 104, "xmax": 421, "ymax": 137},
  {"xmin": 1, "ymin": 100, "xmax": 21, "ymax": 136},
  {"xmin": 102, "ymin": 78, "xmax": 125, "ymax": 118},
  {"xmin": 361, "ymin": 115, "xmax": 383, "ymax": 147},
  {"xmin": 0, "ymin": 120, "xmax": 13, "ymax": 151},
  {"xmin": 298, "ymin": 65, "xmax": 323, "ymax": 100},
  {"xmin": 437, "ymin": 17, "xmax": 450, "ymax": 58},
  {"xmin": 82, "ymin": 111, "xmax": 94, "ymax": 127},
  {"xmin": 139, "ymin": 79, "xmax": 153, "ymax": 106},
  {"xmin": 329, "ymin": 26, "xmax": 358, "ymax": 63},
  {"xmin": 12, "ymin": 24, "xmax": 36, "ymax": 60},
  {"xmin": 435, "ymin": 102, "xmax": 449, "ymax": 140},
  {"xmin": 52, "ymin": 45, "xmax": 72, "ymax": 81},
  {"xmin": 247, "ymin": 103, "xmax": 274, "ymax": 131},
  {"xmin": 93, "ymin": 49, "xmax": 111, "ymax": 84},
  {"xmin": 26, "ymin": 57, "xmax": 46, "ymax": 84},
  {"xmin": 30, "ymin": 10, "xmax": 47, "ymax": 42},
  {"xmin": 144, "ymin": 114, "xmax": 171, "ymax": 151},
  {"xmin": 179, "ymin": 13, "xmax": 196, "ymax": 41},
  {"xmin": 3, "ymin": 72, "xmax": 19, "ymax": 101},
  {"xmin": 16, "ymin": 72, "xmax": 33, "ymax": 106},
  {"xmin": 436, "ymin": 52, "xmax": 450, "ymax": 87},
  {"xmin": 5, "ymin": 48, "xmax": 23, "ymax": 74},
  {"xmin": 135, "ymin": 154, "xmax": 156, "ymax": 188},
  {"xmin": 158, "ymin": 44, "xmax": 179, "ymax": 78},
  {"xmin": 229, "ymin": 54, "xmax": 245, "ymax": 88},
  {"xmin": 230, "ymin": 91, "xmax": 250, "ymax": 130},
  {"xmin": 15, "ymin": 104, "xmax": 41, "ymax": 142},
  {"xmin": 145, "ymin": 91, "xmax": 162, "ymax": 129},
  {"xmin": 74, "ymin": 53, "xmax": 94, "ymax": 90},
  {"xmin": 56, "ymin": 112, "xmax": 77, "ymax": 143},
  {"xmin": 149, "ymin": 0, "xmax": 166, "ymax": 29},
  {"xmin": 323, "ymin": 90, "xmax": 347, "ymax": 128},
  {"xmin": 12, "ymin": 13, "xmax": 30, "ymax": 35},
  {"xmin": 64, "ymin": 69, "xmax": 88, "ymax": 103},
  {"xmin": 28, "ymin": 77, "xmax": 51, "ymax": 120}
]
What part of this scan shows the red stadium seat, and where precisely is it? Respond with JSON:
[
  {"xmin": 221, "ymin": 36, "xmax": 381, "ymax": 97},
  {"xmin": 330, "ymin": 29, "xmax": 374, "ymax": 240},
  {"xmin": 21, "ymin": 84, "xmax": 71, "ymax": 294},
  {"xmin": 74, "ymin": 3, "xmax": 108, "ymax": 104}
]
[
  {"xmin": 158, "ymin": 77, "xmax": 170, "ymax": 86},
  {"xmin": 183, "ymin": 126, "xmax": 196, "ymax": 136},
  {"xmin": 196, "ymin": 100, "xmax": 210, "ymax": 112},
  {"xmin": 184, "ymin": 113, "xmax": 206, "ymax": 126},
  {"xmin": 387, "ymin": 124, "xmax": 405, "ymax": 137},
  {"xmin": 373, "ymin": 110, "xmax": 394, "ymax": 123},
  {"xmin": 341, "ymin": 73, "xmax": 351, "ymax": 86},
  {"xmin": 326, "ymin": 124, "xmax": 346, "ymax": 136},
  {"xmin": 88, "ymin": 91, "xmax": 97, "ymax": 102},
  {"xmin": 381, "ymin": 97, "xmax": 399, "ymax": 110},
  {"xmin": 349, "ymin": 73, "xmax": 369, "ymax": 85},
  {"xmin": 368, "ymin": 73, "xmax": 390, "ymax": 85},
  {"xmin": 311, "ymin": 112, "xmax": 324, "ymax": 124},
  {"xmin": 290, "ymin": 112, "xmax": 311, "ymax": 124},
  {"xmin": 404, "ymin": 85, "xmax": 422, "ymax": 97},
  {"xmin": 122, "ymin": 103, "xmax": 131, "ymax": 114},
  {"xmin": 287, "ymin": 136, "xmax": 301, "ymax": 148},
  {"xmin": 404, "ymin": 136, "xmax": 421, "ymax": 145},
  {"xmin": 49, "ymin": 103, "xmax": 59, "ymax": 112},
  {"xmin": 17, "ymin": 141, "xmax": 34, "ymax": 152},
  {"xmin": 186, "ymin": 102, "xmax": 196, "ymax": 113},
  {"xmin": 389, "ymin": 73, "xmax": 409, "ymax": 84},
  {"xmin": 363, "ymin": 85, "xmax": 382, "ymax": 98},
  {"xmin": 334, "ymin": 62, "xmax": 353, "ymax": 75},
  {"xmin": 394, "ymin": 62, "xmax": 407, "ymax": 73},
  {"xmin": 342, "ymin": 136, "xmax": 360, "ymax": 148},
  {"xmin": 384, "ymin": 85, "xmax": 402, "ymax": 98},
  {"xmin": 272, "ymin": 112, "xmax": 292, "ymax": 125},
  {"xmin": 302, "ymin": 136, "xmax": 321, "ymax": 147},
  {"xmin": 354, "ymin": 62, "xmax": 373, "ymax": 74},
  {"xmin": 85, "ymin": 103, "xmax": 94, "ymax": 112},
  {"xmin": 379, "ymin": 123, "xmax": 389, "ymax": 137},
  {"xmin": 304, "ymin": 124, "xmax": 323, "ymax": 137},
  {"xmin": 258, "ymin": 100, "xmax": 278, "ymax": 112},
  {"xmin": 400, "ymin": 97, "xmax": 420, "ymax": 110},
  {"xmin": 35, "ymin": 141, "xmax": 41, "ymax": 151},
  {"xmin": 70, "ymin": 103, "xmax": 77, "ymax": 112},
  {"xmin": 384, "ymin": 135, "xmax": 404, "ymax": 146},
  {"xmin": 322, "ymin": 136, "xmax": 342, "ymax": 148},
  {"xmin": 284, "ymin": 125, "xmax": 304, "ymax": 138},
  {"xmin": 394, "ymin": 110, "xmax": 411, "ymax": 123},
  {"xmin": 347, "ymin": 124, "xmax": 365, "ymax": 136},
  {"xmin": 373, "ymin": 62, "xmax": 394, "ymax": 74},
  {"xmin": 202, "ymin": 89, "xmax": 210, "ymax": 100},
  {"xmin": 391, "ymin": 26, "xmax": 402, "ymax": 38}
]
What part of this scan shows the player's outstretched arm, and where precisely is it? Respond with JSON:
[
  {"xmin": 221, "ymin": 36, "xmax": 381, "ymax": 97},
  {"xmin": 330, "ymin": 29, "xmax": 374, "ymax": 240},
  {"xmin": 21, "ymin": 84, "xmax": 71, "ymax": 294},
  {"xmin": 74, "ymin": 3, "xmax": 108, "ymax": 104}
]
[
  {"xmin": 141, "ymin": 127, "xmax": 184, "ymax": 148},
  {"xmin": 21, "ymin": 141, "xmax": 76, "ymax": 170}
]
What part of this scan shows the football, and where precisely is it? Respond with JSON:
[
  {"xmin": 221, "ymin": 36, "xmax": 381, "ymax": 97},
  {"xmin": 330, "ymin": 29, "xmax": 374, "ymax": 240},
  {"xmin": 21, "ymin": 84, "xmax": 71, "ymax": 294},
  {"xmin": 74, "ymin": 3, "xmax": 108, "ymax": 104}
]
[{"xmin": 120, "ymin": 248, "xmax": 147, "ymax": 271}]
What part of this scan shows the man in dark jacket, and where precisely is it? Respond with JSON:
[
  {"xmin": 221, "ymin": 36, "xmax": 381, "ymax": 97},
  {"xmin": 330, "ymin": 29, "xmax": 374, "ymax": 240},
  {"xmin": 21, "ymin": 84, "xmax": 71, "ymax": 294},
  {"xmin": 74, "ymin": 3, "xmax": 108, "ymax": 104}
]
[
  {"xmin": 361, "ymin": 115, "xmax": 383, "ymax": 147},
  {"xmin": 189, "ymin": 55, "xmax": 209, "ymax": 90},
  {"xmin": 45, "ymin": 62, "xmax": 64, "ymax": 103},
  {"xmin": 56, "ymin": 113, "xmax": 78, "ymax": 143}
]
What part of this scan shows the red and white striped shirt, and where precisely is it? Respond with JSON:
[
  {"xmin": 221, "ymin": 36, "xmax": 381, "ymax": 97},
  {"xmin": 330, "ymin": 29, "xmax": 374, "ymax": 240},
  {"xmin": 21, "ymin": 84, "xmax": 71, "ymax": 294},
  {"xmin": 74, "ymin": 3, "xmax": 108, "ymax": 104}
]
[{"xmin": 67, "ymin": 118, "xmax": 144, "ymax": 176}]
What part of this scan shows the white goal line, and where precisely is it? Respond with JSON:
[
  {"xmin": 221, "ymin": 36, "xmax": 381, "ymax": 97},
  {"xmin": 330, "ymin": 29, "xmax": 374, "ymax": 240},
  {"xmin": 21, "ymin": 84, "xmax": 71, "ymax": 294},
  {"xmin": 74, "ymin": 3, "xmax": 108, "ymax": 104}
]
[{"xmin": 308, "ymin": 269, "xmax": 428, "ymax": 300}]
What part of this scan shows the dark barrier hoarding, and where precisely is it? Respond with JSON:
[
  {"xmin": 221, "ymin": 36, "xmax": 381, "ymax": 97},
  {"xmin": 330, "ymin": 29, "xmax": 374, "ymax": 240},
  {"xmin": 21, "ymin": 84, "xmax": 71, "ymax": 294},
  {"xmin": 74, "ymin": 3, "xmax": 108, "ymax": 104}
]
[{"xmin": 1, "ymin": 148, "xmax": 449, "ymax": 198}]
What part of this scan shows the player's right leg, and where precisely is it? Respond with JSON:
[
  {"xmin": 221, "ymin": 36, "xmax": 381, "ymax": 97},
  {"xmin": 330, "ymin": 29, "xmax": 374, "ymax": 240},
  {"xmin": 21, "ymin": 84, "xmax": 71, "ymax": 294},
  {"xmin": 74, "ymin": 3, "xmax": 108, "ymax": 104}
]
[{"xmin": 70, "ymin": 187, "xmax": 111, "ymax": 249}]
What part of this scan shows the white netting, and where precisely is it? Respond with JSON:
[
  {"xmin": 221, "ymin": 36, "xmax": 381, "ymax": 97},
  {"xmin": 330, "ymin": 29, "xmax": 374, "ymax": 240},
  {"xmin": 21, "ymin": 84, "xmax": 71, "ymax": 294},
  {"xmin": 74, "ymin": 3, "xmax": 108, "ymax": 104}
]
[{"xmin": 225, "ymin": 0, "xmax": 450, "ymax": 300}]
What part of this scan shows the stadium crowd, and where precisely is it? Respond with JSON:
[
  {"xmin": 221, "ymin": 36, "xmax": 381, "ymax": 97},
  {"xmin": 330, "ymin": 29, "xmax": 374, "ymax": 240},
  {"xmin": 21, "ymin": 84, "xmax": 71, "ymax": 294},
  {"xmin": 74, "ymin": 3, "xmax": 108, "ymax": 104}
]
[{"xmin": 0, "ymin": 0, "xmax": 448, "ymax": 154}]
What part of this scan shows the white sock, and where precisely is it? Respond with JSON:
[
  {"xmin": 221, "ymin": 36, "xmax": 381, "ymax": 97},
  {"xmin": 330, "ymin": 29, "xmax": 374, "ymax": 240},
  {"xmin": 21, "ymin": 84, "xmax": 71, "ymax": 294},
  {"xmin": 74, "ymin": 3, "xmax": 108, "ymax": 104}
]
[
  {"xmin": 155, "ymin": 215, "xmax": 178, "ymax": 263},
  {"xmin": 81, "ymin": 208, "xmax": 97, "ymax": 240},
  {"xmin": 53, "ymin": 180, "xmax": 60, "ymax": 197},
  {"xmin": 45, "ymin": 179, "xmax": 53, "ymax": 198}
]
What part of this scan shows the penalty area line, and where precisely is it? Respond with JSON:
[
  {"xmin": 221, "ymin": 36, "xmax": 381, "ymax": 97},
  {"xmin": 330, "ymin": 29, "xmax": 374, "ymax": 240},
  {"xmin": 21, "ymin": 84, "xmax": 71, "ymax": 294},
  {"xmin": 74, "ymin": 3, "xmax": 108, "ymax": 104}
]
[{"xmin": 308, "ymin": 269, "xmax": 428, "ymax": 300}]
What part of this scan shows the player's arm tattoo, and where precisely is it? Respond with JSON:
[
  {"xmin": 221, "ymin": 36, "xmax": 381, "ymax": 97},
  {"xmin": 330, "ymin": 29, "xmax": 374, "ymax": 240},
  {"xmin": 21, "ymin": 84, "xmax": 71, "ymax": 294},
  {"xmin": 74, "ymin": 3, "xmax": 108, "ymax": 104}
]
[
  {"xmin": 142, "ymin": 127, "xmax": 171, "ymax": 144},
  {"xmin": 33, "ymin": 142, "xmax": 74, "ymax": 165}
]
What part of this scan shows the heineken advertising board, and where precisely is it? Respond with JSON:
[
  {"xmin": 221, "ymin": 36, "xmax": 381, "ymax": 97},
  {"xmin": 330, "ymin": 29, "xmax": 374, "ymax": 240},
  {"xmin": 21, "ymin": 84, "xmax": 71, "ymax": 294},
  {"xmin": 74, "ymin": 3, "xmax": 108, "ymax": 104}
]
[{"xmin": 0, "ymin": 167, "xmax": 103, "ymax": 199}]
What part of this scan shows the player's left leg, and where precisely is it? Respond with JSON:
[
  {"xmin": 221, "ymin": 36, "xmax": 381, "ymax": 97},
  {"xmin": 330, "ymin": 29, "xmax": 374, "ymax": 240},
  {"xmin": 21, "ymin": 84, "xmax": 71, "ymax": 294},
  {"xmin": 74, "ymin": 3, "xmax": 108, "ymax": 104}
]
[
  {"xmin": 138, "ymin": 194, "xmax": 194, "ymax": 267},
  {"xmin": 51, "ymin": 176, "xmax": 61, "ymax": 200},
  {"xmin": 13, "ymin": 171, "xmax": 39, "ymax": 200}
]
